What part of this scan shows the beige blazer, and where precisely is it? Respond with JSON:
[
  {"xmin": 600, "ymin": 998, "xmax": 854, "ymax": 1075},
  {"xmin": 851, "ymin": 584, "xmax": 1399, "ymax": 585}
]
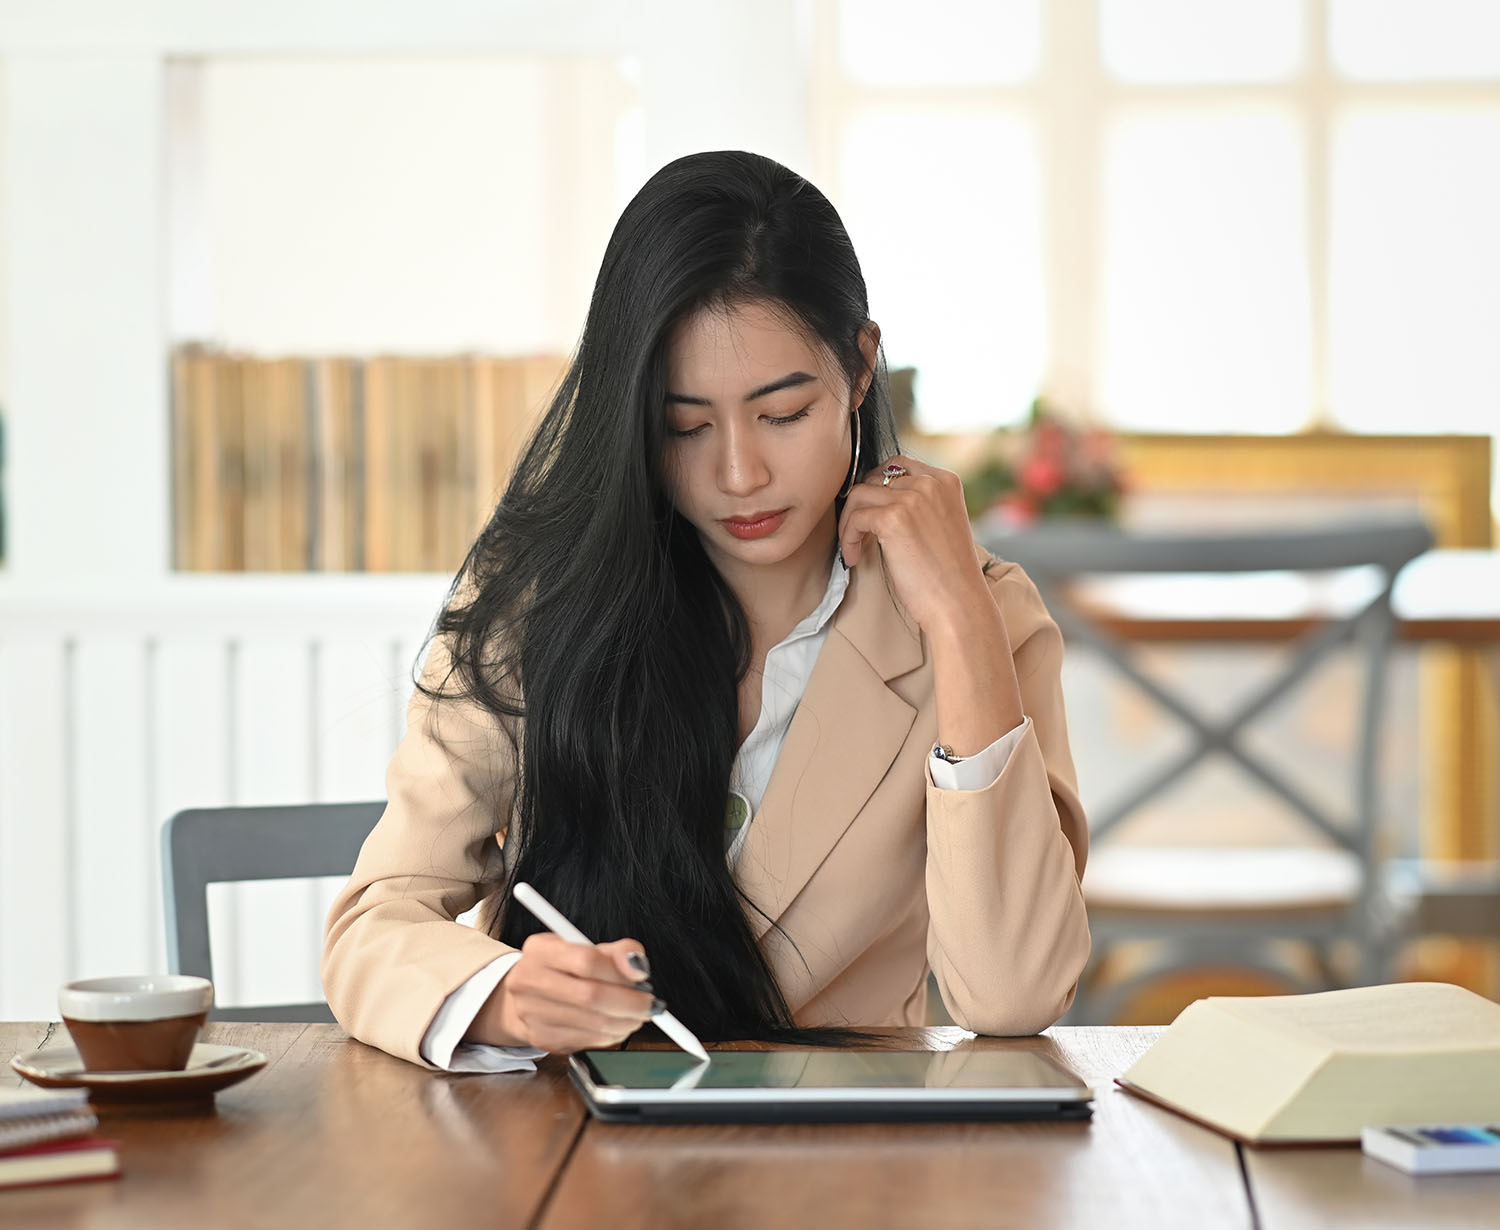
[{"xmin": 321, "ymin": 542, "xmax": 1090, "ymax": 1069}]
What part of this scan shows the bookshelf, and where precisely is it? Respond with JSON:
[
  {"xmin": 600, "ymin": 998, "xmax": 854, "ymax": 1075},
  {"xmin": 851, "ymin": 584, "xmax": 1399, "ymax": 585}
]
[{"xmin": 170, "ymin": 348, "xmax": 568, "ymax": 573}]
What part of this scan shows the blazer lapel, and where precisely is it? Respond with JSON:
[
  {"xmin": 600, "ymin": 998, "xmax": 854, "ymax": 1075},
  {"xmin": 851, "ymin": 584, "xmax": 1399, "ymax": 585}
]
[{"xmin": 735, "ymin": 545, "xmax": 925, "ymax": 940}]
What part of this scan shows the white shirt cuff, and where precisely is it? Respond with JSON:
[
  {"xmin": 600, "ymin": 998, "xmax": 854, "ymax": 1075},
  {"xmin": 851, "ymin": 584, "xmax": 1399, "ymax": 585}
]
[
  {"xmin": 419, "ymin": 951, "xmax": 549, "ymax": 1072},
  {"xmin": 928, "ymin": 716, "xmax": 1031, "ymax": 792}
]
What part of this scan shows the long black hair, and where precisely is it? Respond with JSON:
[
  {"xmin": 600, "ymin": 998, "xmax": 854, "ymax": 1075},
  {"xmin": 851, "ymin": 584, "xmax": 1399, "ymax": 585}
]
[{"xmin": 419, "ymin": 150, "xmax": 900, "ymax": 1040}]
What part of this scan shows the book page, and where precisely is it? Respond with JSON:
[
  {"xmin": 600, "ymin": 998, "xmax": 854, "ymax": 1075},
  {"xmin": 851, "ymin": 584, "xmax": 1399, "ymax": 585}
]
[{"xmin": 1212, "ymin": 982, "xmax": 1500, "ymax": 1052}]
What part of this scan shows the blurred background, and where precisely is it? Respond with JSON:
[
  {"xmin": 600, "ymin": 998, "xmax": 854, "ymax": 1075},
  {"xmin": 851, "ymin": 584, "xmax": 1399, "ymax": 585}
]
[{"xmin": 0, "ymin": 0, "xmax": 1495, "ymax": 1024}]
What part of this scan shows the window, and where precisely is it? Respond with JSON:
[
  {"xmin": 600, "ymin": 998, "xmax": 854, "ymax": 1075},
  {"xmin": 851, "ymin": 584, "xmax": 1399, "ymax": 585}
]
[{"xmin": 813, "ymin": 0, "xmax": 1500, "ymax": 488}]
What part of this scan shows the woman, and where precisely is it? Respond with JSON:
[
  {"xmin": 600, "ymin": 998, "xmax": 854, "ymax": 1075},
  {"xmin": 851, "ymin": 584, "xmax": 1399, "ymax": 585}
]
[{"xmin": 321, "ymin": 150, "xmax": 1089, "ymax": 1071}]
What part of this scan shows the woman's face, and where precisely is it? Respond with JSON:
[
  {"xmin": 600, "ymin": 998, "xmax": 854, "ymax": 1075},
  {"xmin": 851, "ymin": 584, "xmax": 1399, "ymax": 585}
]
[{"xmin": 662, "ymin": 299, "xmax": 877, "ymax": 573}]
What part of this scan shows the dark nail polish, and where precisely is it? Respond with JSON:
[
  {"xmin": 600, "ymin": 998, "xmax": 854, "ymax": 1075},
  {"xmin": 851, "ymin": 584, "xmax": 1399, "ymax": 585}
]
[
  {"xmin": 635, "ymin": 980, "xmax": 655, "ymax": 997},
  {"xmin": 626, "ymin": 952, "xmax": 651, "ymax": 980},
  {"xmin": 650, "ymin": 997, "xmax": 666, "ymax": 1016}
]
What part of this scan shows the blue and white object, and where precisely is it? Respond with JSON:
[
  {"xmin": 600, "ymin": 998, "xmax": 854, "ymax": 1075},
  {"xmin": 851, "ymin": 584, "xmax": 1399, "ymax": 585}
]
[{"xmin": 1362, "ymin": 1124, "xmax": 1500, "ymax": 1175}]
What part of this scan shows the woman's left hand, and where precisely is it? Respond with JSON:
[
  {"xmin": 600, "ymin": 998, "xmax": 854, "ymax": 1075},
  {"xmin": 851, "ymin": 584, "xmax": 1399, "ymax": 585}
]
[{"xmin": 837, "ymin": 455, "xmax": 994, "ymax": 638}]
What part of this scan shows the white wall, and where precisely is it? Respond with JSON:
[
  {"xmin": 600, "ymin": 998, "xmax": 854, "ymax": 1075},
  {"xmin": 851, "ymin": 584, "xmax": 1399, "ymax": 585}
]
[
  {"xmin": 0, "ymin": 0, "xmax": 811, "ymax": 589},
  {"xmin": 1, "ymin": 56, "xmax": 169, "ymax": 582},
  {"xmin": 0, "ymin": 577, "xmax": 448, "ymax": 1019},
  {"xmin": 169, "ymin": 56, "xmax": 632, "ymax": 355},
  {"xmin": 0, "ymin": 0, "xmax": 811, "ymax": 1019}
]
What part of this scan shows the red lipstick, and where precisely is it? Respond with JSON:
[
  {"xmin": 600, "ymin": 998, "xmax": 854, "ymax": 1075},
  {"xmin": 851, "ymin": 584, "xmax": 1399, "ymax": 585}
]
[{"xmin": 721, "ymin": 509, "xmax": 788, "ymax": 540}]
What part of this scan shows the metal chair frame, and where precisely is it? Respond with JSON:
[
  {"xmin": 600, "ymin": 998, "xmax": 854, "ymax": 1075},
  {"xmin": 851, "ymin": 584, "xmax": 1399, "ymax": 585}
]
[{"xmin": 979, "ymin": 517, "xmax": 1435, "ymax": 1021}]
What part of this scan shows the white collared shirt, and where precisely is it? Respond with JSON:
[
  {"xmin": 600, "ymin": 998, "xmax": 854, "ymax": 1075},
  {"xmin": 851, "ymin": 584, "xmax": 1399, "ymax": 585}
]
[{"xmin": 419, "ymin": 556, "xmax": 1028, "ymax": 1072}]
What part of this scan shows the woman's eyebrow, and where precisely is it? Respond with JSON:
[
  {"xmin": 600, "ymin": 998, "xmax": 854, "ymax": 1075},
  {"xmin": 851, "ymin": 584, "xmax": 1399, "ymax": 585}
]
[{"xmin": 665, "ymin": 371, "xmax": 817, "ymax": 406}]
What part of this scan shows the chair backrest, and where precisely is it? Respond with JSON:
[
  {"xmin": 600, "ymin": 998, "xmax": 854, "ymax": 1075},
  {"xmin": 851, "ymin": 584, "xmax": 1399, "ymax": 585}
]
[
  {"xmin": 978, "ymin": 514, "xmax": 1435, "ymax": 851},
  {"xmin": 984, "ymin": 517, "xmax": 1434, "ymax": 579},
  {"xmin": 161, "ymin": 802, "xmax": 384, "ymax": 1022}
]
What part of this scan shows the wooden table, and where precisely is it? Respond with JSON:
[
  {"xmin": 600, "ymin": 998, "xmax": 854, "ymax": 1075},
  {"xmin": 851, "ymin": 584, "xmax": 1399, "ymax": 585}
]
[
  {"xmin": 6, "ymin": 1022, "xmax": 1498, "ymax": 1229},
  {"xmin": 1067, "ymin": 549, "xmax": 1500, "ymax": 644}
]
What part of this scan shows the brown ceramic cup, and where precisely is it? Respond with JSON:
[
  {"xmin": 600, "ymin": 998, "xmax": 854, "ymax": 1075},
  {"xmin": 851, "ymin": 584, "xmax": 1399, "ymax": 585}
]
[{"xmin": 59, "ymin": 975, "xmax": 214, "ymax": 1072}]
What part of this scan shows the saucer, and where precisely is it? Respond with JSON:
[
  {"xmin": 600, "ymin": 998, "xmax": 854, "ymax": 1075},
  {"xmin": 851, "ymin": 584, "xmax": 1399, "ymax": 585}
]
[{"xmin": 10, "ymin": 1042, "xmax": 267, "ymax": 1104}]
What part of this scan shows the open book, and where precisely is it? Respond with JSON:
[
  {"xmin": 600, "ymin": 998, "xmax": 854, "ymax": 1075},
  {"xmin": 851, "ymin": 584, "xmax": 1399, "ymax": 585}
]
[{"xmin": 1117, "ymin": 981, "xmax": 1500, "ymax": 1144}]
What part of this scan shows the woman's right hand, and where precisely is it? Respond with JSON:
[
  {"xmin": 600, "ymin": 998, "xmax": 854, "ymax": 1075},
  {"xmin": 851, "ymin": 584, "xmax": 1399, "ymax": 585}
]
[{"xmin": 469, "ymin": 932, "xmax": 657, "ymax": 1052}]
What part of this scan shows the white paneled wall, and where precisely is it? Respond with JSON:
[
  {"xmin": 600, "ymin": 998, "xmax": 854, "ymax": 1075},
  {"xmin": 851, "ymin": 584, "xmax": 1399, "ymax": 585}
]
[{"xmin": 0, "ymin": 576, "xmax": 450, "ymax": 1019}]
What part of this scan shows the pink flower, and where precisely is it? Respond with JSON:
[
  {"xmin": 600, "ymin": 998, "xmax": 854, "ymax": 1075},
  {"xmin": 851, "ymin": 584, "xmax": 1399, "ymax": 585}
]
[
  {"xmin": 1019, "ymin": 453, "xmax": 1066, "ymax": 497},
  {"xmin": 1034, "ymin": 421, "xmax": 1069, "ymax": 459}
]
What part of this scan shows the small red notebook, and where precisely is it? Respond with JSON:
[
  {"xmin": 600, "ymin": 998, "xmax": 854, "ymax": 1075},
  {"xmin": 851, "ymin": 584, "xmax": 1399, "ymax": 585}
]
[{"xmin": 0, "ymin": 1135, "xmax": 122, "ymax": 1191}]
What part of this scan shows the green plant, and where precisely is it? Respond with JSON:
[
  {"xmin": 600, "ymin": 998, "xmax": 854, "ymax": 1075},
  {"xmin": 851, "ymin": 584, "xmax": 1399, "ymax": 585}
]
[{"xmin": 963, "ymin": 397, "xmax": 1126, "ymax": 526}]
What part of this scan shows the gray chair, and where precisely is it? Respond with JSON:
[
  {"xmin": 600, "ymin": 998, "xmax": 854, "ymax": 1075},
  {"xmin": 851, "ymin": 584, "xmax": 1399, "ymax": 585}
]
[
  {"xmin": 162, "ymin": 802, "xmax": 384, "ymax": 1022},
  {"xmin": 977, "ymin": 516, "xmax": 1434, "ymax": 1023}
]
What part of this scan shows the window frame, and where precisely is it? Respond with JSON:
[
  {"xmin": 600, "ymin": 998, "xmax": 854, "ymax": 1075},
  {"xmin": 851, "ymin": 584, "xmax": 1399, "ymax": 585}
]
[{"xmin": 809, "ymin": 0, "xmax": 1500, "ymax": 435}]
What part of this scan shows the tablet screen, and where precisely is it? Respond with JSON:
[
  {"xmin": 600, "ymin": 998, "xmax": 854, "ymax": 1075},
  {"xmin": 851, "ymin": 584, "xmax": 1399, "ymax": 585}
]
[{"xmin": 580, "ymin": 1049, "xmax": 1087, "ymax": 1093}]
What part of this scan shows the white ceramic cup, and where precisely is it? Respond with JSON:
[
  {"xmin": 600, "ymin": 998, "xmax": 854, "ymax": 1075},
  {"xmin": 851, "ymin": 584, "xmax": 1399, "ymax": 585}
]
[{"xmin": 58, "ymin": 975, "xmax": 214, "ymax": 1072}]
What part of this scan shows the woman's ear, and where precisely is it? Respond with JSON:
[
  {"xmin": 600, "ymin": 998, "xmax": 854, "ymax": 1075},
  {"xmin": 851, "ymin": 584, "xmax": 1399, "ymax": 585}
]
[{"xmin": 853, "ymin": 320, "xmax": 881, "ymax": 407}]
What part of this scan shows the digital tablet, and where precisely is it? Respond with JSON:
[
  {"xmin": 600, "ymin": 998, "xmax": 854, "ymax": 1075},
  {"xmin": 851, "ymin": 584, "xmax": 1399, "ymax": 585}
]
[{"xmin": 568, "ymin": 1048, "xmax": 1094, "ymax": 1124}]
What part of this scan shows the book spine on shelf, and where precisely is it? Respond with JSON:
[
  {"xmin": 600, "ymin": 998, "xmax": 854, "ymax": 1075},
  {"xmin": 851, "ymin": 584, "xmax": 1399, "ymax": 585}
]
[
  {"xmin": 453, "ymin": 356, "xmax": 479, "ymax": 562},
  {"xmin": 416, "ymin": 359, "xmax": 440, "ymax": 573},
  {"xmin": 467, "ymin": 355, "xmax": 495, "ymax": 540},
  {"xmin": 392, "ymin": 358, "xmax": 421, "ymax": 572},
  {"xmin": 301, "ymin": 358, "xmax": 320, "ymax": 572},
  {"xmin": 241, "ymin": 357, "xmax": 269, "ymax": 572},
  {"xmin": 314, "ymin": 356, "xmax": 356, "ymax": 573},
  {"xmin": 219, "ymin": 354, "xmax": 247, "ymax": 571},
  {"xmin": 170, "ymin": 347, "xmax": 193, "ymax": 569},
  {"xmin": 311, "ymin": 357, "xmax": 332, "ymax": 572},
  {"xmin": 272, "ymin": 356, "xmax": 310, "ymax": 572},
  {"xmin": 494, "ymin": 357, "xmax": 526, "ymax": 504},
  {"xmin": 191, "ymin": 350, "xmax": 223, "ymax": 571},
  {"xmin": 363, "ymin": 356, "xmax": 394, "ymax": 572},
  {"xmin": 436, "ymin": 359, "xmax": 462, "ymax": 573},
  {"xmin": 169, "ymin": 347, "xmax": 565, "ymax": 574},
  {"xmin": 348, "ymin": 359, "xmax": 366, "ymax": 571}
]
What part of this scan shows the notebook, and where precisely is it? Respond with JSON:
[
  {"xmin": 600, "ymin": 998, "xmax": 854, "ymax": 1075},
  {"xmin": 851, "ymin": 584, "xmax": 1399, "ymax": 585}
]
[
  {"xmin": 0, "ymin": 1087, "xmax": 98, "ymax": 1153},
  {"xmin": 0, "ymin": 1136, "xmax": 122, "ymax": 1191}
]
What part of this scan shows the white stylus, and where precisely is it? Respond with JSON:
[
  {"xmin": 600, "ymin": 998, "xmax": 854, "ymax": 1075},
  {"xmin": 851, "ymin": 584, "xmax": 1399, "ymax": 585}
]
[{"xmin": 512, "ymin": 881, "xmax": 711, "ymax": 1064}]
